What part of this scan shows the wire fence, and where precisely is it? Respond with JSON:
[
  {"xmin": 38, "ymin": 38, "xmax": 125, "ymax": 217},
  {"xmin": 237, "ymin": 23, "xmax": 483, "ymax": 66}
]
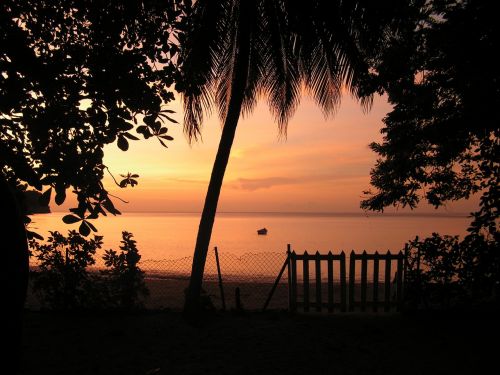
[
  {"xmin": 130, "ymin": 250, "xmax": 290, "ymax": 311},
  {"xmin": 26, "ymin": 248, "xmax": 290, "ymax": 311},
  {"xmin": 26, "ymin": 246, "xmax": 406, "ymax": 312}
]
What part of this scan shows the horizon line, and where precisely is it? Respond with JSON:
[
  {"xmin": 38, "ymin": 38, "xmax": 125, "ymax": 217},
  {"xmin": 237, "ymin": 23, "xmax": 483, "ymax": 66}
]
[{"xmin": 47, "ymin": 210, "xmax": 471, "ymax": 217}]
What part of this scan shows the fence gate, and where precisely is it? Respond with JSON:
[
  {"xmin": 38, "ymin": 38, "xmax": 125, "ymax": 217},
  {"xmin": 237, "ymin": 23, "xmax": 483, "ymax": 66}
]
[{"xmin": 287, "ymin": 246, "xmax": 405, "ymax": 313}]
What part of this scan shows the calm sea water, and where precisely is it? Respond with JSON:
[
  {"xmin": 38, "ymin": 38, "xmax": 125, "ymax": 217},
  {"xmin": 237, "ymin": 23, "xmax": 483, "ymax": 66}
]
[{"xmin": 29, "ymin": 212, "xmax": 470, "ymax": 260}]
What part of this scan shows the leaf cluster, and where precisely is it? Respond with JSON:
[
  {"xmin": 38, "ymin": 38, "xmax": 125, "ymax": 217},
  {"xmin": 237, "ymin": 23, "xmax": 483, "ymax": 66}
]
[
  {"xmin": 361, "ymin": 0, "xmax": 499, "ymax": 237},
  {"xmin": 1, "ymin": 0, "xmax": 187, "ymax": 232},
  {"xmin": 177, "ymin": 0, "xmax": 413, "ymax": 140},
  {"xmin": 101, "ymin": 231, "xmax": 149, "ymax": 309},
  {"xmin": 30, "ymin": 230, "xmax": 102, "ymax": 309}
]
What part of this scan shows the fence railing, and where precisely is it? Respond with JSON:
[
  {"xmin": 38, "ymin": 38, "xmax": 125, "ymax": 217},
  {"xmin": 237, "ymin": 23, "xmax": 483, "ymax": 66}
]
[
  {"xmin": 286, "ymin": 246, "xmax": 405, "ymax": 313},
  {"xmin": 27, "ymin": 245, "xmax": 406, "ymax": 313}
]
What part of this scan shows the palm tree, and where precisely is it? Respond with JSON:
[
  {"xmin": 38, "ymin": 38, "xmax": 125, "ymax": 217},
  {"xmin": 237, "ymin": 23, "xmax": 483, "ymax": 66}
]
[{"xmin": 178, "ymin": 0, "xmax": 396, "ymax": 315}]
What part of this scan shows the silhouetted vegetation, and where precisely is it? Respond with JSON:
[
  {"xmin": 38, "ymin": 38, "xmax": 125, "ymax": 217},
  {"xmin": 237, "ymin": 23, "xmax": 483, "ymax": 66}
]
[
  {"xmin": 1, "ymin": 0, "xmax": 185, "ymax": 231},
  {"xmin": 102, "ymin": 232, "xmax": 149, "ymax": 310},
  {"xmin": 31, "ymin": 230, "xmax": 101, "ymax": 309},
  {"xmin": 1, "ymin": 1, "xmax": 184, "ymax": 366},
  {"xmin": 30, "ymin": 231, "xmax": 148, "ymax": 310},
  {"xmin": 362, "ymin": 0, "xmax": 498, "ymax": 226},
  {"xmin": 361, "ymin": 0, "xmax": 499, "ymax": 308},
  {"xmin": 405, "ymin": 232, "xmax": 499, "ymax": 310},
  {"xmin": 22, "ymin": 191, "xmax": 51, "ymax": 214}
]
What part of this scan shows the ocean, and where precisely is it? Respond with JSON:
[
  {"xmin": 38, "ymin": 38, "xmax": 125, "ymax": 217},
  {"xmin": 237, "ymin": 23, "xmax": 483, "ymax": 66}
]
[
  {"xmin": 29, "ymin": 212, "xmax": 471, "ymax": 260},
  {"xmin": 26, "ymin": 211, "xmax": 472, "ymax": 309}
]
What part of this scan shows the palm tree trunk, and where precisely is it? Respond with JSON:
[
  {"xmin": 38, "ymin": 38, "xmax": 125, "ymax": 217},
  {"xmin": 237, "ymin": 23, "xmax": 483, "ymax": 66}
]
[
  {"xmin": 0, "ymin": 175, "xmax": 29, "ymax": 372},
  {"xmin": 184, "ymin": 4, "xmax": 252, "ymax": 318}
]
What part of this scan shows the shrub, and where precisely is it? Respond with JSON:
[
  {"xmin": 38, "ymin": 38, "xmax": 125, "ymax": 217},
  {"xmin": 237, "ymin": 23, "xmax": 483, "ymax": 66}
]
[
  {"xmin": 30, "ymin": 230, "xmax": 102, "ymax": 309},
  {"xmin": 405, "ymin": 231, "xmax": 499, "ymax": 310},
  {"xmin": 29, "ymin": 230, "xmax": 148, "ymax": 310},
  {"xmin": 101, "ymin": 232, "xmax": 149, "ymax": 309}
]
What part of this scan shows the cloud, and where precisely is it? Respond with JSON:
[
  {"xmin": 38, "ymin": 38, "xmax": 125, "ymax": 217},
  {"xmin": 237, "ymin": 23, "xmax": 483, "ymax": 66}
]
[
  {"xmin": 169, "ymin": 178, "xmax": 207, "ymax": 185},
  {"xmin": 231, "ymin": 177, "xmax": 296, "ymax": 191},
  {"xmin": 229, "ymin": 173, "xmax": 367, "ymax": 191}
]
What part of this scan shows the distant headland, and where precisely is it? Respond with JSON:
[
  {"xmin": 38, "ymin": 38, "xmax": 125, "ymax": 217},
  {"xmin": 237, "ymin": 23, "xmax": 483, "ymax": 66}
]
[{"xmin": 23, "ymin": 190, "xmax": 51, "ymax": 214}]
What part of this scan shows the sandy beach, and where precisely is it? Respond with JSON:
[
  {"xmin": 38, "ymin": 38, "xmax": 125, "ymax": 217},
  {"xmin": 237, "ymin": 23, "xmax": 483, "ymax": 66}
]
[{"xmin": 26, "ymin": 273, "xmax": 401, "ymax": 313}]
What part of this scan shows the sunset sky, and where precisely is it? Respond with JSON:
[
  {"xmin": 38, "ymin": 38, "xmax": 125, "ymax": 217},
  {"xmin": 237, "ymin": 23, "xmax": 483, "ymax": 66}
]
[{"xmin": 58, "ymin": 92, "xmax": 475, "ymax": 214}]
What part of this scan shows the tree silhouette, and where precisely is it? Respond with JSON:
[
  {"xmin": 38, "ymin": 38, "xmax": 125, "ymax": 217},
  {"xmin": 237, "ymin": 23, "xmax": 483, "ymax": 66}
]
[
  {"xmin": 363, "ymin": 0, "xmax": 500, "ymax": 219},
  {"xmin": 361, "ymin": 0, "xmax": 498, "ymax": 234},
  {"xmin": 1, "ymin": 0, "xmax": 184, "ymax": 370},
  {"xmin": 1, "ymin": 0, "xmax": 183, "ymax": 222},
  {"xmin": 361, "ymin": 0, "xmax": 499, "ymax": 304},
  {"xmin": 177, "ymin": 0, "xmax": 409, "ymax": 316}
]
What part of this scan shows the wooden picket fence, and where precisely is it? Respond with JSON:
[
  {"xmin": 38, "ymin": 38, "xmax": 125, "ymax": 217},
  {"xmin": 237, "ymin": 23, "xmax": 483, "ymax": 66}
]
[{"xmin": 264, "ymin": 245, "xmax": 406, "ymax": 313}]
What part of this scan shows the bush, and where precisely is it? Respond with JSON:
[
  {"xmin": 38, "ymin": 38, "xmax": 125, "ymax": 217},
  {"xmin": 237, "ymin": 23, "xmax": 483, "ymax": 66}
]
[
  {"xmin": 29, "ymin": 231, "xmax": 148, "ymax": 310},
  {"xmin": 405, "ymin": 231, "xmax": 499, "ymax": 310},
  {"xmin": 30, "ymin": 231, "xmax": 103, "ymax": 310},
  {"xmin": 101, "ymin": 232, "xmax": 149, "ymax": 309}
]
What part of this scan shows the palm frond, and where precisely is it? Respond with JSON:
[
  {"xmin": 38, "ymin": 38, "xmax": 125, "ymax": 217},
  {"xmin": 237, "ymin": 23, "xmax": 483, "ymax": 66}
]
[
  {"xmin": 178, "ymin": 0, "xmax": 231, "ymax": 141},
  {"xmin": 239, "ymin": 3, "xmax": 268, "ymax": 120},
  {"xmin": 260, "ymin": 0, "xmax": 302, "ymax": 136},
  {"xmin": 178, "ymin": 0, "xmax": 400, "ymax": 140}
]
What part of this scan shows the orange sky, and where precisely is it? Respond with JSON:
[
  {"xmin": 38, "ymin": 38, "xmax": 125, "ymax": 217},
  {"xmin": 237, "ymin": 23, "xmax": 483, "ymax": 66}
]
[{"xmin": 56, "ymin": 93, "xmax": 477, "ymax": 214}]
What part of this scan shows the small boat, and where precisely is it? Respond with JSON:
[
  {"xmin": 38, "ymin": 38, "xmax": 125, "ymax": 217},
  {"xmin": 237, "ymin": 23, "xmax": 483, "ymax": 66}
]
[{"xmin": 257, "ymin": 227, "xmax": 268, "ymax": 235}]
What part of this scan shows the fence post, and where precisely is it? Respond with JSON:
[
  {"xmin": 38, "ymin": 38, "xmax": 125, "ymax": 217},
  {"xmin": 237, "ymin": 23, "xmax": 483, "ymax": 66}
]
[
  {"xmin": 290, "ymin": 251, "xmax": 297, "ymax": 313},
  {"xmin": 327, "ymin": 251, "xmax": 334, "ymax": 313},
  {"xmin": 384, "ymin": 251, "xmax": 392, "ymax": 312},
  {"xmin": 303, "ymin": 251, "xmax": 310, "ymax": 312},
  {"xmin": 396, "ymin": 251, "xmax": 404, "ymax": 312},
  {"xmin": 349, "ymin": 250, "xmax": 355, "ymax": 312},
  {"xmin": 361, "ymin": 250, "xmax": 367, "ymax": 312},
  {"xmin": 373, "ymin": 251, "xmax": 380, "ymax": 312},
  {"xmin": 287, "ymin": 244, "xmax": 292, "ymax": 311},
  {"xmin": 214, "ymin": 246, "xmax": 226, "ymax": 311},
  {"xmin": 232, "ymin": 287, "xmax": 240, "ymax": 311},
  {"xmin": 340, "ymin": 251, "xmax": 346, "ymax": 312},
  {"xmin": 263, "ymin": 249, "xmax": 290, "ymax": 311},
  {"xmin": 315, "ymin": 251, "xmax": 322, "ymax": 312}
]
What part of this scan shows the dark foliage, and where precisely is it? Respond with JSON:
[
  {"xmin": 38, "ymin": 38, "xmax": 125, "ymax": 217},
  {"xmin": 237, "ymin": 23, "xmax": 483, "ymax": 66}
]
[
  {"xmin": 361, "ymin": 0, "xmax": 499, "ymax": 233},
  {"xmin": 30, "ymin": 230, "xmax": 148, "ymax": 310},
  {"xmin": 1, "ymin": 0, "xmax": 185, "ymax": 234},
  {"xmin": 30, "ymin": 230, "xmax": 102, "ymax": 309},
  {"xmin": 360, "ymin": 0, "xmax": 499, "ymax": 306},
  {"xmin": 22, "ymin": 190, "xmax": 51, "ymax": 214},
  {"xmin": 405, "ymin": 231, "xmax": 500, "ymax": 310},
  {"xmin": 102, "ymin": 232, "xmax": 149, "ymax": 310},
  {"xmin": 178, "ymin": 0, "xmax": 414, "ymax": 139}
]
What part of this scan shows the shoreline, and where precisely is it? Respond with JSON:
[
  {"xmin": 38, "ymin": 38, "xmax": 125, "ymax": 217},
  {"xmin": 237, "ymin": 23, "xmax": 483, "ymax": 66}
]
[{"xmin": 38, "ymin": 210, "xmax": 471, "ymax": 218}]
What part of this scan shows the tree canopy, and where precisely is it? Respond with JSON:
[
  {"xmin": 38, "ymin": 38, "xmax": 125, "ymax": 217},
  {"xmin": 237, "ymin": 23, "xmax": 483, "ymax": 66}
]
[
  {"xmin": 361, "ymin": 0, "xmax": 499, "ymax": 235},
  {"xmin": 1, "ymin": 0, "xmax": 185, "ymax": 235},
  {"xmin": 360, "ymin": 0, "xmax": 499, "ymax": 299},
  {"xmin": 178, "ymin": 0, "xmax": 414, "ymax": 140}
]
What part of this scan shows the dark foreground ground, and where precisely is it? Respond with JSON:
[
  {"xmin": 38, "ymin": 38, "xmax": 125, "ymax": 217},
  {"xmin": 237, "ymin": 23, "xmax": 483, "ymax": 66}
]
[{"xmin": 20, "ymin": 309, "xmax": 499, "ymax": 375}]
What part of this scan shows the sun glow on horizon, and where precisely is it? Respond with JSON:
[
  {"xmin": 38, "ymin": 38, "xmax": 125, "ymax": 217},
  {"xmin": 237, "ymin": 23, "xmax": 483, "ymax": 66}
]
[{"xmin": 52, "ymin": 92, "xmax": 477, "ymax": 215}]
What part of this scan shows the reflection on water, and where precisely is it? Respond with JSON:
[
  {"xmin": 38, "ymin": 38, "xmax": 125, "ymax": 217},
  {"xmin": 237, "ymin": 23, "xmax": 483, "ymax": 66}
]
[{"xmin": 29, "ymin": 212, "xmax": 470, "ymax": 260}]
